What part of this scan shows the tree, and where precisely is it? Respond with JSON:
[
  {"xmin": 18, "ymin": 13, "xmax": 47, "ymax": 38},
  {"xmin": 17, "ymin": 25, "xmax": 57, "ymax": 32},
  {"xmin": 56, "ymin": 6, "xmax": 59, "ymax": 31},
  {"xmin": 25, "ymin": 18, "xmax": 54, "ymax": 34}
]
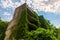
[
  {"xmin": 0, "ymin": 19, "xmax": 8, "ymax": 40},
  {"xmin": 39, "ymin": 15, "xmax": 54, "ymax": 29},
  {"xmin": 56, "ymin": 28, "xmax": 60, "ymax": 40},
  {"xmin": 25, "ymin": 28, "xmax": 58, "ymax": 40}
]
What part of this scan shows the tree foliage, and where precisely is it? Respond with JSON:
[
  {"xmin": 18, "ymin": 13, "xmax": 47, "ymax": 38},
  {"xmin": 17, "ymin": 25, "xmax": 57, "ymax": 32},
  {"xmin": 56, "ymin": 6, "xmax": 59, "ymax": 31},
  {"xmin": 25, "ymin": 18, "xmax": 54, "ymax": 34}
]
[
  {"xmin": 0, "ymin": 10, "xmax": 60, "ymax": 40},
  {"xmin": 56, "ymin": 28, "xmax": 60, "ymax": 40},
  {"xmin": 26, "ymin": 28, "xmax": 57, "ymax": 40},
  {"xmin": 0, "ymin": 19, "xmax": 8, "ymax": 40}
]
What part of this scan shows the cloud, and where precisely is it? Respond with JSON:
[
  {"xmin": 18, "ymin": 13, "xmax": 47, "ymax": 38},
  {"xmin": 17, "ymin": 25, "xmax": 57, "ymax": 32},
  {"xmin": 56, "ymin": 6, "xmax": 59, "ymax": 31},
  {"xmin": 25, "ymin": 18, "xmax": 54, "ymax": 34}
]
[
  {"xmin": 1, "ymin": 0, "xmax": 60, "ymax": 13},
  {"xmin": 31, "ymin": 0, "xmax": 60, "ymax": 13},
  {"xmin": 56, "ymin": 25, "xmax": 60, "ymax": 28},
  {"xmin": 1, "ymin": 0, "xmax": 24, "ymax": 9},
  {"xmin": 3, "ymin": 12, "xmax": 11, "ymax": 16},
  {"xmin": 2, "ymin": 12, "xmax": 12, "ymax": 21},
  {"xmin": 1, "ymin": 0, "xmax": 13, "ymax": 8},
  {"xmin": 7, "ymin": 16, "xmax": 12, "ymax": 21},
  {"xmin": 1, "ymin": 16, "xmax": 12, "ymax": 21}
]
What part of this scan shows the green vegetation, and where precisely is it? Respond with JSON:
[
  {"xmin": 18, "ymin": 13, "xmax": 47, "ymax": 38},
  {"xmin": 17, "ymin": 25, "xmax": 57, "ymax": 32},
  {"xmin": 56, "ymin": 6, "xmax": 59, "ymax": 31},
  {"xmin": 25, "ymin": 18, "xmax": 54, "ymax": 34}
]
[
  {"xmin": 56, "ymin": 28, "xmax": 60, "ymax": 40},
  {"xmin": 0, "ymin": 9, "xmax": 60, "ymax": 40},
  {"xmin": 0, "ymin": 19, "xmax": 8, "ymax": 40}
]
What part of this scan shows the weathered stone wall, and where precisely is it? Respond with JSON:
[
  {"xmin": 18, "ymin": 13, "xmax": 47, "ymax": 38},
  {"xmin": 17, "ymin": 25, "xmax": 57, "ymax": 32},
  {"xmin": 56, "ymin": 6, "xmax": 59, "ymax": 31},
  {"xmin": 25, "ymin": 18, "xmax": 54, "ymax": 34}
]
[
  {"xmin": 4, "ymin": 3, "xmax": 40, "ymax": 40},
  {"xmin": 4, "ymin": 3, "xmax": 27, "ymax": 40}
]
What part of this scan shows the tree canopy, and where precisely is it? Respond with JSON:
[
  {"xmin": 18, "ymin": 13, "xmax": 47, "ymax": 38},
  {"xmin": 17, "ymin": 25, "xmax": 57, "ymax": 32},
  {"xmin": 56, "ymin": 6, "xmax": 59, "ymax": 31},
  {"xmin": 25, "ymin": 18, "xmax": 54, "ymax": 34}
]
[{"xmin": 0, "ymin": 11, "xmax": 60, "ymax": 40}]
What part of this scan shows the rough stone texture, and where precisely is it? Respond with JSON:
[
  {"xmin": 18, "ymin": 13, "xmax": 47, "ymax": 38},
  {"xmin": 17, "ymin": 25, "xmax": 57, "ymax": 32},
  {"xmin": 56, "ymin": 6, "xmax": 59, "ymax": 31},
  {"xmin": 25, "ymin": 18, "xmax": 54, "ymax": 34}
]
[
  {"xmin": 4, "ymin": 3, "xmax": 28, "ymax": 40},
  {"xmin": 4, "ymin": 3, "xmax": 40, "ymax": 40}
]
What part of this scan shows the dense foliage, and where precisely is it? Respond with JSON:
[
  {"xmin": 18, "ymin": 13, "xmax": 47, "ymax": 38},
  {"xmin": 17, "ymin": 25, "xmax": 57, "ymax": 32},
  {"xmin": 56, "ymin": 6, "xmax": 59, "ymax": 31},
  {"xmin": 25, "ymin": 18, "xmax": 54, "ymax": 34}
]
[
  {"xmin": 56, "ymin": 28, "xmax": 60, "ymax": 40},
  {"xmin": 27, "ymin": 28, "xmax": 57, "ymax": 40},
  {"xmin": 0, "ymin": 19, "xmax": 8, "ymax": 40},
  {"xmin": 0, "ymin": 10, "xmax": 60, "ymax": 40}
]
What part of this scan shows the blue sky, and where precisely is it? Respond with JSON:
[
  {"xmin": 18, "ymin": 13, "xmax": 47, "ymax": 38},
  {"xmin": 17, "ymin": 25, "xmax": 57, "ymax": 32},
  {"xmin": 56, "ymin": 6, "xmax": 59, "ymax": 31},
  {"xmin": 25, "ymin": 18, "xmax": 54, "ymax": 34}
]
[{"xmin": 0, "ymin": 0, "xmax": 60, "ymax": 28}]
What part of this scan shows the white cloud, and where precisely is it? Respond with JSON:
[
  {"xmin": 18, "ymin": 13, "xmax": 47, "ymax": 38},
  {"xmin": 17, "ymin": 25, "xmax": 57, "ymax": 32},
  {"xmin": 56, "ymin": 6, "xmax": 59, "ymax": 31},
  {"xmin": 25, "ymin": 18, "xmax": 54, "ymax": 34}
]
[
  {"xmin": 1, "ymin": 0, "xmax": 25, "ymax": 9},
  {"xmin": 3, "ymin": 12, "xmax": 11, "ymax": 16},
  {"xmin": 1, "ymin": 0, "xmax": 60, "ymax": 13},
  {"xmin": 1, "ymin": 0, "xmax": 13, "ymax": 8},
  {"xmin": 56, "ymin": 25, "xmax": 60, "ymax": 28},
  {"xmin": 8, "ymin": 16, "xmax": 12, "ymax": 21},
  {"xmin": 1, "ymin": 16, "xmax": 12, "ymax": 21},
  {"xmin": 31, "ymin": 0, "xmax": 60, "ymax": 13},
  {"xmin": 2, "ymin": 12, "xmax": 12, "ymax": 21}
]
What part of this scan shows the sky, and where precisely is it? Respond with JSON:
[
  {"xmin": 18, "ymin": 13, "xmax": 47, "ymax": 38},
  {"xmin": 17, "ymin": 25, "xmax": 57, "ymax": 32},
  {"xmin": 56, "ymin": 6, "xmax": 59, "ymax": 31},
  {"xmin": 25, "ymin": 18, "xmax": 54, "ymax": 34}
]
[{"xmin": 0, "ymin": 0, "xmax": 60, "ymax": 28}]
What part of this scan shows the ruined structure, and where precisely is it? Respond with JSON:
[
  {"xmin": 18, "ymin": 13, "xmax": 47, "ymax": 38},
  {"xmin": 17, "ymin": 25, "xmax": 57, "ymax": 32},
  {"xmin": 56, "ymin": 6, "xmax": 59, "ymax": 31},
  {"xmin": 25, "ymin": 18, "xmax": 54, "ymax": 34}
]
[{"xmin": 4, "ymin": 3, "xmax": 40, "ymax": 40}]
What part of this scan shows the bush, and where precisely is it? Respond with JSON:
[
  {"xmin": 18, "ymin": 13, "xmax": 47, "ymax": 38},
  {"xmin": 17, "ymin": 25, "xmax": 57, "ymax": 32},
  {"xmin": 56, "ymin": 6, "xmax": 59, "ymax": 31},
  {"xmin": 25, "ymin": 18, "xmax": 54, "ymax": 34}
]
[{"xmin": 26, "ymin": 28, "xmax": 58, "ymax": 40}]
